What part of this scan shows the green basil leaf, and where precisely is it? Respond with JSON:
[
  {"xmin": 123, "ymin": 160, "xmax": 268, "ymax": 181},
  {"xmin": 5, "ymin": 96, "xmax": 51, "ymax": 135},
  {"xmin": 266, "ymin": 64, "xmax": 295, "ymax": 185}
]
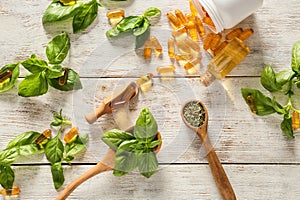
[
  {"xmin": 51, "ymin": 162, "xmax": 65, "ymax": 189},
  {"xmin": 113, "ymin": 143, "xmax": 138, "ymax": 176},
  {"xmin": 133, "ymin": 18, "xmax": 149, "ymax": 36},
  {"xmin": 261, "ymin": 65, "xmax": 282, "ymax": 92},
  {"xmin": 275, "ymin": 70, "xmax": 295, "ymax": 86},
  {"xmin": 18, "ymin": 72, "xmax": 48, "ymax": 97},
  {"xmin": 143, "ymin": 7, "xmax": 161, "ymax": 18},
  {"xmin": 148, "ymin": 139, "xmax": 161, "ymax": 149},
  {"xmin": 281, "ymin": 115, "xmax": 294, "ymax": 139},
  {"xmin": 45, "ymin": 136, "xmax": 64, "ymax": 164},
  {"xmin": 0, "ymin": 149, "xmax": 18, "ymax": 165},
  {"xmin": 48, "ymin": 68, "xmax": 82, "ymax": 91},
  {"xmin": 21, "ymin": 55, "xmax": 49, "ymax": 73},
  {"xmin": 65, "ymin": 134, "xmax": 89, "ymax": 159},
  {"xmin": 72, "ymin": 0, "xmax": 98, "ymax": 34},
  {"xmin": 45, "ymin": 65, "xmax": 64, "ymax": 79},
  {"xmin": 6, "ymin": 131, "xmax": 40, "ymax": 149},
  {"xmin": 0, "ymin": 63, "xmax": 20, "ymax": 93},
  {"xmin": 135, "ymin": 25, "xmax": 150, "ymax": 49},
  {"xmin": 241, "ymin": 88, "xmax": 277, "ymax": 116},
  {"xmin": 137, "ymin": 151, "xmax": 158, "ymax": 178},
  {"xmin": 271, "ymin": 97, "xmax": 286, "ymax": 115},
  {"xmin": 134, "ymin": 107, "xmax": 158, "ymax": 141},
  {"xmin": 106, "ymin": 26, "xmax": 121, "ymax": 37},
  {"xmin": 42, "ymin": 2, "xmax": 83, "ymax": 24},
  {"xmin": 101, "ymin": 129, "xmax": 134, "ymax": 151},
  {"xmin": 46, "ymin": 32, "xmax": 70, "ymax": 64},
  {"xmin": 0, "ymin": 165, "xmax": 14, "ymax": 189},
  {"xmin": 19, "ymin": 144, "xmax": 43, "ymax": 156},
  {"xmin": 116, "ymin": 16, "xmax": 144, "ymax": 32},
  {"xmin": 291, "ymin": 40, "xmax": 300, "ymax": 74}
]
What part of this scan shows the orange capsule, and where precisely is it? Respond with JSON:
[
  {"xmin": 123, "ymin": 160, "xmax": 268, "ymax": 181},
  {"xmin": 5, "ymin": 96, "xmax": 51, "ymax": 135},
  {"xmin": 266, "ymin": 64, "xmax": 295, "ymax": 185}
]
[
  {"xmin": 185, "ymin": 13, "xmax": 195, "ymax": 22},
  {"xmin": 246, "ymin": 95, "xmax": 257, "ymax": 114},
  {"xmin": 143, "ymin": 39, "xmax": 152, "ymax": 60},
  {"xmin": 168, "ymin": 38, "xmax": 175, "ymax": 59},
  {"xmin": 203, "ymin": 33, "xmax": 214, "ymax": 50},
  {"xmin": 210, "ymin": 33, "xmax": 222, "ymax": 51},
  {"xmin": 166, "ymin": 12, "xmax": 181, "ymax": 29},
  {"xmin": 213, "ymin": 41, "xmax": 228, "ymax": 56},
  {"xmin": 175, "ymin": 9, "xmax": 187, "ymax": 26},
  {"xmin": 175, "ymin": 54, "xmax": 193, "ymax": 61},
  {"xmin": 189, "ymin": 0, "xmax": 198, "ymax": 16},
  {"xmin": 157, "ymin": 65, "xmax": 176, "ymax": 73},
  {"xmin": 238, "ymin": 28, "xmax": 254, "ymax": 40},
  {"xmin": 0, "ymin": 187, "xmax": 21, "ymax": 196},
  {"xmin": 35, "ymin": 129, "xmax": 52, "ymax": 144},
  {"xmin": 186, "ymin": 20, "xmax": 199, "ymax": 41},
  {"xmin": 184, "ymin": 56, "xmax": 201, "ymax": 70},
  {"xmin": 106, "ymin": 9, "xmax": 125, "ymax": 19},
  {"xmin": 184, "ymin": 37, "xmax": 200, "ymax": 52},
  {"xmin": 203, "ymin": 16, "xmax": 215, "ymax": 27},
  {"xmin": 150, "ymin": 36, "xmax": 163, "ymax": 56},
  {"xmin": 292, "ymin": 111, "xmax": 300, "ymax": 130},
  {"xmin": 64, "ymin": 127, "xmax": 79, "ymax": 143},
  {"xmin": 225, "ymin": 28, "xmax": 243, "ymax": 40},
  {"xmin": 58, "ymin": 68, "xmax": 68, "ymax": 86},
  {"xmin": 195, "ymin": 16, "xmax": 205, "ymax": 37},
  {"xmin": 0, "ymin": 69, "xmax": 12, "ymax": 83}
]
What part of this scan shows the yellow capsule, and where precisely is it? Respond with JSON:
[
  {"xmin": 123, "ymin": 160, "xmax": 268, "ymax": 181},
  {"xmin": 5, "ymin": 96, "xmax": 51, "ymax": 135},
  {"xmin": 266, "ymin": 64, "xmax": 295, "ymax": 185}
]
[
  {"xmin": 143, "ymin": 39, "xmax": 152, "ymax": 60},
  {"xmin": 59, "ymin": 0, "xmax": 76, "ymax": 6},
  {"xmin": 64, "ymin": 127, "xmax": 79, "ymax": 143},
  {"xmin": 172, "ymin": 26, "xmax": 188, "ymax": 39},
  {"xmin": 238, "ymin": 28, "xmax": 254, "ymax": 40},
  {"xmin": 189, "ymin": 0, "xmax": 198, "ymax": 16},
  {"xmin": 210, "ymin": 33, "xmax": 222, "ymax": 51},
  {"xmin": 225, "ymin": 28, "xmax": 243, "ymax": 40},
  {"xmin": 292, "ymin": 111, "xmax": 300, "ymax": 130},
  {"xmin": 0, "ymin": 187, "xmax": 21, "ymax": 196},
  {"xmin": 58, "ymin": 68, "xmax": 68, "ymax": 86},
  {"xmin": 106, "ymin": 9, "xmax": 125, "ymax": 19},
  {"xmin": 185, "ymin": 13, "xmax": 195, "ymax": 22},
  {"xmin": 184, "ymin": 56, "xmax": 201, "ymax": 70},
  {"xmin": 203, "ymin": 33, "xmax": 214, "ymax": 50},
  {"xmin": 166, "ymin": 12, "xmax": 181, "ymax": 29},
  {"xmin": 203, "ymin": 16, "xmax": 215, "ymax": 28},
  {"xmin": 150, "ymin": 36, "xmax": 163, "ymax": 56},
  {"xmin": 246, "ymin": 95, "xmax": 257, "ymax": 114},
  {"xmin": 136, "ymin": 73, "xmax": 154, "ymax": 86},
  {"xmin": 175, "ymin": 54, "xmax": 193, "ymax": 61},
  {"xmin": 35, "ymin": 129, "xmax": 52, "ymax": 144},
  {"xmin": 213, "ymin": 41, "xmax": 228, "ymax": 56},
  {"xmin": 184, "ymin": 37, "xmax": 200, "ymax": 52},
  {"xmin": 157, "ymin": 65, "xmax": 176, "ymax": 73},
  {"xmin": 175, "ymin": 9, "xmax": 187, "ymax": 26},
  {"xmin": 0, "ymin": 69, "xmax": 12, "ymax": 83},
  {"xmin": 176, "ymin": 40, "xmax": 192, "ymax": 54},
  {"xmin": 186, "ymin": 20, "xmax": 199, "ymax": 41},
  {"xmin": 168, "ymin": 38, "xmax": 175, "ymax": 59},
  {"xmin": 195, "ymin": 16, "xmax": 205, "ymax": 37}
]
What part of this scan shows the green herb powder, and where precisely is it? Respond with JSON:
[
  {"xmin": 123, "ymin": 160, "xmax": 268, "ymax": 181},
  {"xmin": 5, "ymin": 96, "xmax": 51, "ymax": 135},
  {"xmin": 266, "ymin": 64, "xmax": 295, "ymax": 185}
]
[{"xmin": 183, "ymin": 101, "xmax": 205, "ymax": 127}]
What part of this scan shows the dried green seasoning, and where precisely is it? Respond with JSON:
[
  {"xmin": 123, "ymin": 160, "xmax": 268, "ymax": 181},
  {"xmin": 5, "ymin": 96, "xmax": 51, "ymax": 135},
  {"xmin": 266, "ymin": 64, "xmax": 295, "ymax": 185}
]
[{"xmin": 183, "ymin": 101, "xmax": 205, "ymax": 127}]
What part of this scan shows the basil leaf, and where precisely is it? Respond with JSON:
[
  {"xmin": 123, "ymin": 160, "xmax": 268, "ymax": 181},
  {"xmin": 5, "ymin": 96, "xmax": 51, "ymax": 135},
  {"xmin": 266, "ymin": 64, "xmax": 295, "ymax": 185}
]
[
  {"xmin": 276, "ymin": 70, "xmax": 295, "ymax": 86},
  {"xmin": 65, "ymin": 134, "xmax": 89, "ymax": 160},
  {"xmin": 0, "ymin": 149, "xmax": 18, "ymax": 165},
  {"xmin": 148, "ymin": 139, "xmax": 161, "ymax": 149},
  {"xmin": 101, "ymin": 129, "xmax": 134, "ymax": 151},
  {"xmin": 133, "ymin": 18, "xmax": 149, "ymax": 36},
  {"xmin": 135, "ymin": 25, "xmax": 150, "ymax": 49},
  {"xmin": 137, "ymin": 151, "xmax": 158, "ymax": 178},
  {"xmin": 0, "ymin": 165, "xmax": 14, "ymax": 189},
  {"xmin": 51, "ymin": 162, "xmax": 65, "ymax": 189},
  {"xmin": 19, "ymin": 144, "xmax": 43, "ymax": 156},
  {"xmin": 42, "ymin": 2, "xmax": 83, "ymax": 24},
  {"xmin": 241, "ymin": 88, "xmax": 277, "ymax": 116},
  {"xmin": 21, "ymin": 55, "xmax": 49, "ymax": 73},
  {"xmin": 134, "ymin": 107, "xmax": 158, "ymax": 141},
  {"xmin": 116, "ymin": 16, "xmax": 144, "ymax": 32},
  {"xmin": 46, "ymin": 65, "xmax": 64, "ymax": 79},
  {"xmin": 48, "ymin": 68, "xmax": 82, "ymax": 91},
  {"xmin": 18, "ymin": 72, "xmax": 48, "ymax": 97},
  {"xmin": 46, "ymin": 32, "xmax": 70, "ymax": 64},
  {"xmin": 113, "ymin": 141, "xmax": 138, "ymax": 176},
  {"xmin": 45, "ymin": 136, "xmax": 64, "ymax": 164},
  {"xmin": 143, "ymin": 7, "xmax": 161, "ymax": 18},
  {"xmin": 261, "ymin": 65, "xmax": 282, "ymax": 92},
  {"xmin": 291, "ymin": 40, "xmax": 300, "ymax": 74},
  {"xmin": 0, "ymin": 63, "xmax": 20, "ymax": 93},
  {"xmin": 72, "ymin": 0, "xmax": 98, "ymax": 34},
  {"xmin": 281, "ymin": 115, "xmax": 294, "ymax": 139},
  {"xmin": 6, "ymin": 131, "xmax": 40, "ymax": 149}
]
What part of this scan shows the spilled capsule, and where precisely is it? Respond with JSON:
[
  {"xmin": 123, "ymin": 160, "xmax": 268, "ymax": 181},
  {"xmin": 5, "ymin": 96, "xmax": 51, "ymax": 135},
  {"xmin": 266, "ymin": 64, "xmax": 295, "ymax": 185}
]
[{"xmin": 0, "ymin": 69, "xmax": 12, "ymax": 83}]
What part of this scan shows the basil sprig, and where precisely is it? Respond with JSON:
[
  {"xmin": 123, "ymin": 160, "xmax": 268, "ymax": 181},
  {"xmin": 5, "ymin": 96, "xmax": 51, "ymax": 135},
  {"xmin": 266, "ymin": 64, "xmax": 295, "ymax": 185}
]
[
  {"xmin": 0, "ymin": 32, "xmax": 82, "ymax": 97},
  {"xmin": 43, "ymin": 0, "xmax": 99, "ymax": 34},
  {"xmin": 241, "ymin": 40, "xmax": 300, "ymax": 139},
  {"xmin": 101, "ymin": 107, "xmax": 161, "ymax": 178},
  {"xmin": 0, "ymin": 109, "xmax": 89, "ymax": 190},
  {"xmin": 106, "ymin": 7, "xmax": 161, "ymax": 48}
]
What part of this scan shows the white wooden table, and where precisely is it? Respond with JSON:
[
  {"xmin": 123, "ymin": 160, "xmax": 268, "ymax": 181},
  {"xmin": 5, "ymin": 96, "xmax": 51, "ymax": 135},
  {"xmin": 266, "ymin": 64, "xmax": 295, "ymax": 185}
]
[{"xmin": 1, "ymin": 0, "xmax": 300, "ymax": 199}]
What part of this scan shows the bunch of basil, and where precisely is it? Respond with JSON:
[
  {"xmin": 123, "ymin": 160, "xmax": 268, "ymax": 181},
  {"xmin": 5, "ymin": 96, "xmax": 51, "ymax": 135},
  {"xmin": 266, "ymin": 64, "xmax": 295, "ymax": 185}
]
[
  {"xmin": 241, "ymin": 40, "xmax": 300, "ymax": 139},
  {"xmin": 106, "ymin": 7, "xmax": 161, "ymax": 48},
  {"xmin": 0, "ymin": 109, "xmax": 88, "ymax": 190},
  {"xmin": 101, "ymin": 107, "xmax": 161, "ymax": 178},
  {"xmin": 0, "ymin": 32, "xmax": 82, "ymax": 97}
]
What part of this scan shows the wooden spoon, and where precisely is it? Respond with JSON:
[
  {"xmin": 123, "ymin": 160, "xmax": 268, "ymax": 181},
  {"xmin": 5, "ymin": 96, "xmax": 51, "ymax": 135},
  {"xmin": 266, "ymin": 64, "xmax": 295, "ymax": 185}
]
[
  {"xmin": 85, "ymin": 82, "xmax": 139, "ymax": 124},
  {"xmin": 181, "ymin": 100, "xmax": 236, "ymax": 200},
  {"xmin": 56, "ymin": 129, "xmax": 162, "ymax": 200}
]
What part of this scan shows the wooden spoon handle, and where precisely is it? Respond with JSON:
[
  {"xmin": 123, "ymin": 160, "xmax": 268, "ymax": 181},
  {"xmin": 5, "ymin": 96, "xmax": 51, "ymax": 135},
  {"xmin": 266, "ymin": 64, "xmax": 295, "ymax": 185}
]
[
  {"xmin": 85, "ymin": 103, "xmax": 108, "ymax": 124},
  {"xmin": 202, "ymin": 136, "xmax": 236, "ymax": 200}
]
